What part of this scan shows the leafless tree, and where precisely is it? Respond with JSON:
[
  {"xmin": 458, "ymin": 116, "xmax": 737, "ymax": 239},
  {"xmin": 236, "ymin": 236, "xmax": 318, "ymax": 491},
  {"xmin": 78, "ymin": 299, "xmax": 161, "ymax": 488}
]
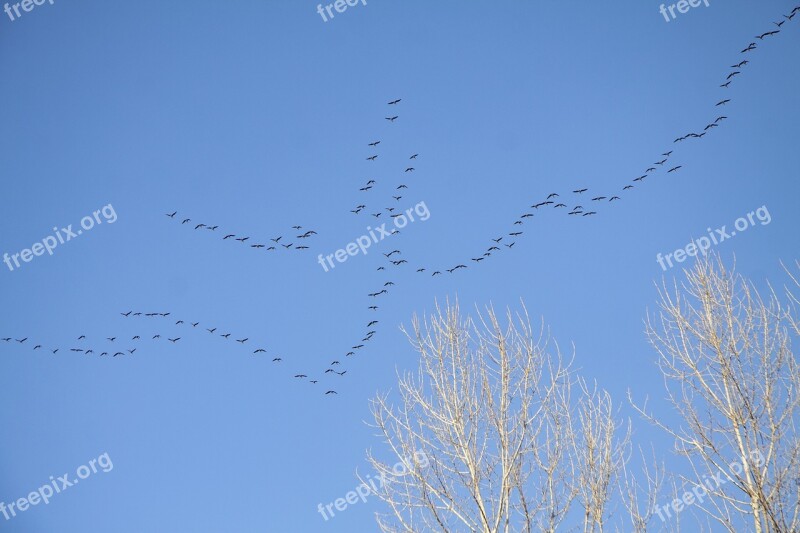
[
  {"xmin": 364, "ymin": 300, "xmax": 630, "ymax": 533},
  {"xmin": 633, "ymin": 254, "xmax": 800, "ymax": 533}
]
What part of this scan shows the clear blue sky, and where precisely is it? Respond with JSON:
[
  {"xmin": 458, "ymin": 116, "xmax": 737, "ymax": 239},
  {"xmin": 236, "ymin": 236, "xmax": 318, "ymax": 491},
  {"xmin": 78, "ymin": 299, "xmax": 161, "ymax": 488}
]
[{"xmin": 1, "ymin": 1, "xmax": 798, "ymax": 531}]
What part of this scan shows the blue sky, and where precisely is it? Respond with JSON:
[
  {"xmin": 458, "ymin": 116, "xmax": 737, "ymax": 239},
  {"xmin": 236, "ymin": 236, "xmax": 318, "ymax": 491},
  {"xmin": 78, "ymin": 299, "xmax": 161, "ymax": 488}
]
[{"xmin": 1, "ymin": 1, "xmax": 798, "ymax": 531}]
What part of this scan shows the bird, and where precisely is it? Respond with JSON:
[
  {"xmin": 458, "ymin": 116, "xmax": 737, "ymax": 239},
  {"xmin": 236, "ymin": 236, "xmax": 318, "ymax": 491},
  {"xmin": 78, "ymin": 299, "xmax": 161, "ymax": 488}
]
[
  {"xmin": 405, "ymin": 167, "xmax": 415, "ymax": 172},
  {"xmin": 368, "ymin": 306, "xmax": 378, "ymax": 310},
  {"xmin": 236, "ymin": 338, "xmax": 249, "ymax": 344},
  {"xmin": 609, "ymin": 196, "xmax": 620, "ymax": 201},
  {"xmin": 235, "ymin": 237, "xmax": 250, "ymax": 242},
  {"xmin": 714, "ymin": 116, "xmax": 728, "ymax": 123},
  {"xmin": 272, "ymin": 358, "xmax": 282, "ymax": 362},
  {"xmin": 704, "ymin": 124, "xmax": 718, "ymax": 131},
  {"xmin": 223, "ymin": 234, "xmax": 236, "ymax": 240},
  {"xmin": 168, "ymin": 337, "xmax": 180, "ymax": 343},
  {"xmin": 623, "ymin": 185, "xmax": 634, "ymax": 190},
  {"xmin": 368, "ymin": 141, "xmax": 381, "ymax": 146},
  {"xmin": 153, "ymin": 335, "xmax": 161, "ymax": 339},
  {"xmin": 727, "ymin": 71, "xmax": 741, "ymax": 80},
  {"xmin": 182, "ymin": 219, "xmax": 191, "ymax": 224},
  {"xmin": 107, "ymin": 337, "xmax": 116, "ymax": 342},
  {"xmin": 716, "ymin": 99, "xmax": 731, "ymax": 106},
  {"xmin": 166, "ymin": 211, "xmax": 177, "ymax": 218},
  {"xmin": 367, "ymin": 155, "xmax": 378, "ymax": 161},
  {"xmin": 573, "ymin": 189, "xmax": 588, "ymax": 194},
  {"xmin": 207, "ymin": 226, "xmax": 218, "ymax": 231},
  {"xmin": 331, "ymin": 361, "xmax": 340, "ymax": 366},
  {"xmin": 655, "ymin": 159, "xmax": 668, "ymax": 165},
  {"xmin": 741, "ymin": 43, "xmax": 757, "ymax": 53},
  {"xmin": 591, "ymin": 196, "xmax": 607, "ymax": 201},
  {"xmin": 663, "ymin": 151, "xmax": 673, "ymax": 156},
  {"xmin": 388, "ymin": 99, "xmax": 401, "ymax": 105},
  {"xmin": 325, "ymin": 391, "xmax": 338, "ymax": 395},
  {"xmin": 492, "ymin": 237, "xmax": 503, "ymax": 243},
  {"xmin": 645, "ymin": 168, "xmax": 656, "ymax": 173},
  {"xmin": 176, "ymin": 320, "xmax": 184, "ymax": 325},
  {"xmin": 720, "ymin": 82, "xmax": 731, "ymax": 88},
  {"xmin": 547, "ymin": 193, "xmax": 559, "ymax": 199},
  {"xmin": 194, "ymin": 224, "xmax": 206, "ymax": 230},
  {"xmin": 668, "ymin": 166, "xmax": 682, "ymax": 173},
  {"xmin": 367, "ymin": 320, "xmax": 378, "ymax": 327},
  {"xmin": 78, "ymin": 335, "xmax": 85, "ymax": 340},
  {"xmin": 505, "ymin": 242, "xmax": 516, "ymax": 248},
  {"xmin": 128, "ymin": 349, "xmax": 136, "ymax": 354},
  {"xmin": 292, "ymin": 226, "xmax": 302, "ymax": 230},
  {"xmin": 582, "ymin": 212, "xmax": 597, "ymax": 216},
  {"xmin": 633, "ymin": 176, "xmax": 646, "ymax": 182},
  {"xmin": 410, "ymin": 154, "xmax": 418, "ymax": 159},
  {"xmin": 52, "ymin": 349, "xmax": 59, "ymax": 354},
  {"xmin": 253, "ymin": 349, "xmax": 267, "ymax": 354},
  {"xmin": 121, "ymin": 311, "xmax": 132, "ymax": 317},
  {"xmin": 113, "ymin": 352, "xmax": 124, "ymax": 357},
  {"xmin": 33, "ymin": 345, "xmax": 41, "ymax": 350},
  {"xmin": 385, "ymin": 116, "xmax": 398, "ymax": 121},
  {"xmin": 1, "ymin": 338, "xmax": 10, "ymax": 342},
  {"xmin": 221, "ymin": 333, "xmax": 231, "ymax": 339},
  {"xmin": 207, "ymin": 328, "xmax": 217, "ymax": 334},
  {"xmin": 731, "ymin": 60, "xmax": 749, "ymax": 68},
  {"xmin": 294, "ymin": 374, "xmax": 307, "ymax": 378},
  {"xmin": 432, "ymin": 271, "xmax": 442, "ymax": 276},
  {"xmin": 397, "ymin": 184, "xmax": 408, "ymax": 189},
  {"xmin": 133, "ymin": 336, "xmax": 140, "ymax": 340}
]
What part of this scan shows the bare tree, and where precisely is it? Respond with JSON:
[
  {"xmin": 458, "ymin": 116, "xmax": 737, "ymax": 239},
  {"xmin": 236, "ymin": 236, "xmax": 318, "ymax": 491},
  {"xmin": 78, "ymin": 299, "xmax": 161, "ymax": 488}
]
[
  {"xmin": 633, "ymin": 254, "xmax": 800, "ymax": 532},
  {"xmin": 365, "ymin": 300, "xmax": 630, "ymax": 533}
]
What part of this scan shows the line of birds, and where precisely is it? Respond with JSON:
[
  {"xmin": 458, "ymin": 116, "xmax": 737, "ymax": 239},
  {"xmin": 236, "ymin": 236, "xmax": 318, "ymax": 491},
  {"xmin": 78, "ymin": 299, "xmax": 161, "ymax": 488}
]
[
  {"xmin": 165, "ymin": 212, "xmax": 318, "ymax": 252},
  {"xmin": 412, "ymin": 5, "xmax": 798, "ymax": 274},
  {"xmin": 121, "ymin": 310, "xmax": 352, "ymax": 396}
]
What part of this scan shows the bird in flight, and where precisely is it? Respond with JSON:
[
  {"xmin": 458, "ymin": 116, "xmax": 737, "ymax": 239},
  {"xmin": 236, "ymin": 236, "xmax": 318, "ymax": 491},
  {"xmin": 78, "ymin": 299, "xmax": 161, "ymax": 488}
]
[
  {"xmin": 272, "ymin": 358, "xmax": 282, "ymax": 362},
  {"xmin": 741, "ymin": 43, "xmax": 757, "ymax": 53},
  {"xmin": 168, "ymin": 337, "xmax": 181, "ymax": 343},
  {"xmin": 388, "ymin": 99, "xmax": 401, "ymax": 105},
  {"xmin": 367, "ymin": 155, "xmax": 378, "ymax": 161},
  {"xmin": 623, "ymin": 185, "xmax": 634, "ymax": 190},
  {"xmin": 573, "ymin": 189, "xmax": 588, "ymax": 194},
  {"xmin": 385, "ymin": 116, "xmax": 398, "ymax": 122},
  {"xmin": 207, "ymin": 328, "xmax": 217, "ymax": 334},
  {"xmin": 253, "ymin": 349, "xmax": 266, "ymax": 354},
  {"xmin": 166, "ymin": 211, "xmax": 177, "ymax": 218},
  {"xmin": 716, "ymin": 99, "xmax": 731, "ymax": 106},
  {"xmin": 727, "ymin": 71, "xmax": 741, "ymax": 80},
  {"xmin": 325, "ymin": 390, "xmax": 338, "ymax": 395},
  {"xmin": 668, "ymin": 166, "xmax": 682, "ymax": 173},
  {"xmin": 405, "ymin": 167, "xmax": 415, "ymax": 172},
  {"xmin": 368, "ymin": 141, "xmax": 381, "ymax": 146},
  {"xmin": 410, "ymin": 154, "xmax": 418, "ymax": 159}
]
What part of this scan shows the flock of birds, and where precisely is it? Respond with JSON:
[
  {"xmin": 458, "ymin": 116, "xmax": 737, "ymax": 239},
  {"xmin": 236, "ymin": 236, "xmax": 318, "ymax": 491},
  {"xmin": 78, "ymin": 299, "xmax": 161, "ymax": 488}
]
[
  {"xmin": 5, "ymin": 6, "xmax": 797, "ymax": 397},
  {"xmin": 417, "ymin": 5, "xmax": 800, "ymax": 273},
  {"xmin": 164, "ymin": 212, "xmax": 318, "ymax": 253}
]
